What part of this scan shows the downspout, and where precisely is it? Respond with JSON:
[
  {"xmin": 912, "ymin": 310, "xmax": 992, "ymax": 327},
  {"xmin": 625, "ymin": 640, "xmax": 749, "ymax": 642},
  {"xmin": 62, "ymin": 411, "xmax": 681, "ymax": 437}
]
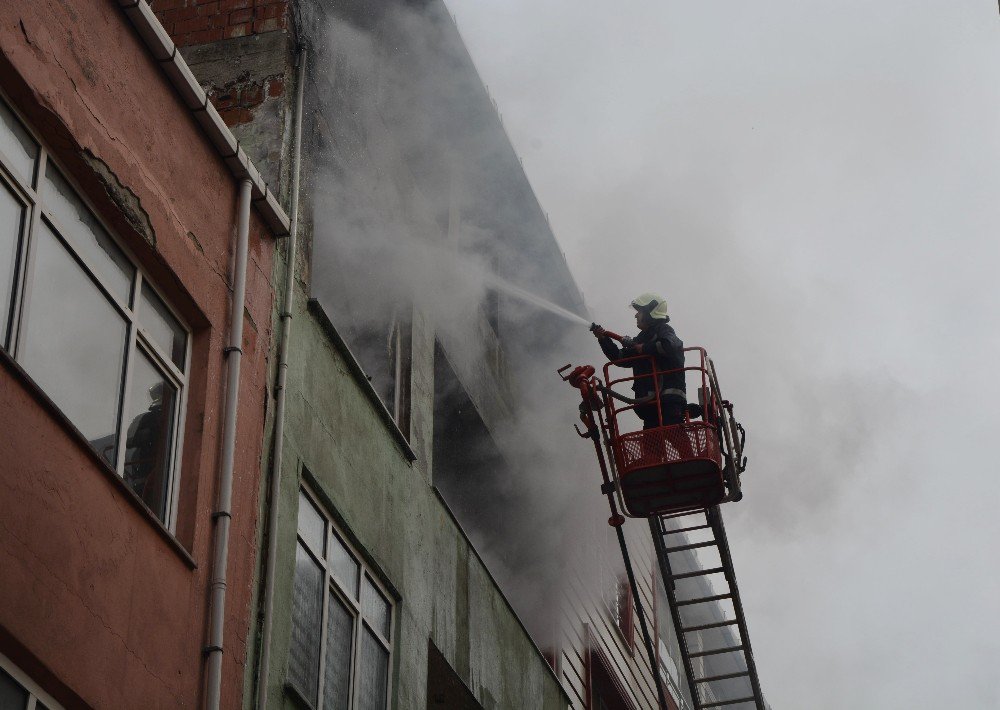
[
  {"xmin": 205, "ymin": 176, "xmax": 253, "ymax": 709},
  {"xmin": 255, "ymin": 47, "xmax": 306, "ymax": 710}
]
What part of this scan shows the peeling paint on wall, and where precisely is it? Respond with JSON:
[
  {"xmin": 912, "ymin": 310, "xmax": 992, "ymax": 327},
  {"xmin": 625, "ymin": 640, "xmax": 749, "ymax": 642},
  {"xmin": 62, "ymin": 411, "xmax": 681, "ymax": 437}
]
[{"xmin": 81, "ymin": 149, "xmax": 155, "ymax": 247}]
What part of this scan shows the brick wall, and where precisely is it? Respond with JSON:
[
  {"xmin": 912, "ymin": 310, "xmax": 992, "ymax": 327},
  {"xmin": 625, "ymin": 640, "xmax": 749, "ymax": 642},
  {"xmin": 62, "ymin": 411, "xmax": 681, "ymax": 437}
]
[
  {"xmin": 150, "ymin": 0, "xmax": 289, "ymax": 48},
  {"xmin": 212, "ymin": 74, "xmax": 285, "ymax": 126},
  {"xmin": 148, "ymin": 0, "xmax": 293, "ymax": 132}
]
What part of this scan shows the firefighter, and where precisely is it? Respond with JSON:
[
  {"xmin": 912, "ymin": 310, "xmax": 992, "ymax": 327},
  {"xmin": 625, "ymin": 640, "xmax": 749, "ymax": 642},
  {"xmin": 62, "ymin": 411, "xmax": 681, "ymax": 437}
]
[
  {"xmin": 593, "ymin": 294, "xmax": 686, "ymax": 429},
  {"xmin": 123, "ymin": 382, "xmax": 168, "ymax": 503}
]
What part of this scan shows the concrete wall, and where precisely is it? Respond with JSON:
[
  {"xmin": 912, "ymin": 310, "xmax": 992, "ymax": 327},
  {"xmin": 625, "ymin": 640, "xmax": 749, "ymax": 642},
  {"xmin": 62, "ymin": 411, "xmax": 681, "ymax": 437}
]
[
  {"xmin": 151, "ymin": 0, "xmax": 296, "ymax": 190},
  {"xmin": 240, "ymin": 3, "xmax": 585, "ymax": 708},
  {"xmin": 0, "ymin": 1, "xmax": 276, "ymax": 706},
  {"xmin": 143, "ymin": 3, "xmax": 566, "ymax": 708},
  {"xmin": 249, "ymin": 286, "xmax": 568, "ymax": 709}
]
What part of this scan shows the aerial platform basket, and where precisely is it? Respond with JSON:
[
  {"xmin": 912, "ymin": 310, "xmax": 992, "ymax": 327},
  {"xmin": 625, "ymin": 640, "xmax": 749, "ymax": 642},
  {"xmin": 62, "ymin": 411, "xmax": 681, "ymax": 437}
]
[
  {"xmin": 560, "ymin": 346, "xmax": 746, "ymax": 519},
  {"xmin": 559, "ymin": 341, "xmax": 761, "ymax": 709},
  {"xmin": 614, "ymin": 419, "xmax": 724, "ymax": 516}
]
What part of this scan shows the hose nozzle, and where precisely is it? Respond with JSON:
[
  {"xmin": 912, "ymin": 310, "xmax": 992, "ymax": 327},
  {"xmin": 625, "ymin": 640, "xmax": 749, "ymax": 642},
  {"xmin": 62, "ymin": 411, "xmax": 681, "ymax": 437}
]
[{"xmin": 590, "ymin": 322, "xmax": 619, "ymax": 340}]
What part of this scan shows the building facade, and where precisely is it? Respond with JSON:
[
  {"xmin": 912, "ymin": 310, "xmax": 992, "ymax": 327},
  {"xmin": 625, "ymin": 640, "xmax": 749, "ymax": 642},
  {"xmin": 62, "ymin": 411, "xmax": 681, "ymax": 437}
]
[
  {"xmin": 0, "ymin": 0, "xmax": 286, "ymax": 707},
  {"xmin": 0, "ymin": 1, "xmax": 741, "ymax": 709}
]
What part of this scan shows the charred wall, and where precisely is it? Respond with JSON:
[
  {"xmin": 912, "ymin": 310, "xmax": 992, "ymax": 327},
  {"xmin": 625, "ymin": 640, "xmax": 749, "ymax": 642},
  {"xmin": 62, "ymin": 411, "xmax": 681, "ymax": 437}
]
[{"xmin": 432, "ymin": 342, "xmax": 516, "ymax": 554}]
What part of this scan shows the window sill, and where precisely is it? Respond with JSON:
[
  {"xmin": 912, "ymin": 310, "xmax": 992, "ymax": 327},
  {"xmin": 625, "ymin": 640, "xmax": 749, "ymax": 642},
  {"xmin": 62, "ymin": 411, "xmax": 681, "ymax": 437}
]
[{"xmin": 0, "ymin": 348, "xmax": 197, "ymax": 569}]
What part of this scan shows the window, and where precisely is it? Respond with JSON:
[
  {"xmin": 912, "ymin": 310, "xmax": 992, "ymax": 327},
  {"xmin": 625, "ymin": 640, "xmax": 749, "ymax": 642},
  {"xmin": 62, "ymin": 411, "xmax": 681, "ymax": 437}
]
[
  {"xmin": 426, "ymin": 642, "xmax": 482, "ymax": 710},
  {"xmin": 0, "ymin": 652, "xmax": 63, "ymax": 709},
  {"xmin": 608, "ymin": 575, "xmax": 634, "ymax": 649},
  {"xmin": 0, "ymin": 95, "xmax": 189, "ymax": 526},
  {"xmin": 386, "ymin": 313, "xmax": 411, "ymax": 437},
  {"xmin": 482, "ymin": 253, "xmax": 500, "ymax": 338},
  {"xmin": 587, "ymin": 648, "xmax": 632, "ymax": 710},
  {"xmin": 289, "ymin": 488, "xmax": 394, "ymax": 710},
  {"xmin": 654, "ymin": 573, "xmax": 687, "ymax": 709}
]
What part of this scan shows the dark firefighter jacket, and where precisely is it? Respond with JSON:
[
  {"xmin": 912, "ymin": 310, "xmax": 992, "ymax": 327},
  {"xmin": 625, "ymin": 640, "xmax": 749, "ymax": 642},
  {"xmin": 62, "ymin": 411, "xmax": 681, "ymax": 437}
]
[{"xmin": 599, "ymin": 320, "xmax": 686, "ymax": 401}]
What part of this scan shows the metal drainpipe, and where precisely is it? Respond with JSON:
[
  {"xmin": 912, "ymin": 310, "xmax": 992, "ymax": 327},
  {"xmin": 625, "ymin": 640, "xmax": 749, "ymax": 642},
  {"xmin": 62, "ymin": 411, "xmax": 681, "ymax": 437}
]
[
  {"xmin": 255, "ymin": 47, "xmax": 306, "ymax": 710},
  {"xmin": 205, "ymin": 176, "xmax": 253, "ymax": 710}
]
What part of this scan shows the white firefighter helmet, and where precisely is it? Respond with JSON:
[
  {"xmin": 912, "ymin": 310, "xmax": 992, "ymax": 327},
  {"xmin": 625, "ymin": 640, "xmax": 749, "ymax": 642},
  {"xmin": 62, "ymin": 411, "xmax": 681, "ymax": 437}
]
[{"xmin": 630, "ymin": 293, "xmax": 669, "ymax": 320}]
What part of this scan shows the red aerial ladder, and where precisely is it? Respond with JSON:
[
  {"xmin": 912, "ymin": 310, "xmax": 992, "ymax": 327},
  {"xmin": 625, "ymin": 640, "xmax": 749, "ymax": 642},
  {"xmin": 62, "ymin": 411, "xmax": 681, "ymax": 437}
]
[{"xmin": 559, "ymin": 332, "xmax": 766, "ymax": 710}]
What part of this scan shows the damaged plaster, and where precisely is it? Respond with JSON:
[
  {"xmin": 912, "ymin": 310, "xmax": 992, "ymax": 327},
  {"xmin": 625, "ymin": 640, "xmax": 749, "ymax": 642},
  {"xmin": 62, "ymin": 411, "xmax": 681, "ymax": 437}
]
[
  {"xmin": 180, "ymin": 32, "xmax": 294, "ymax": 190},
  {"xmin": 81, "ymin": 149, "xmax": 155, "ymax": 247}
]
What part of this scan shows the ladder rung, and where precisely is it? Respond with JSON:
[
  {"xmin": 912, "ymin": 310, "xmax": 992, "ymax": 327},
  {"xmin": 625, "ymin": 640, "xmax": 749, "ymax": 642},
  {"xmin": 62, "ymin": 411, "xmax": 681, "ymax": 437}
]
[
  {"xmin": 695, "ymin": 670, "xmax": 750, "ymax": 684},
  {"xmin": 665, "ymin": 539, "xmax": 717, "ymax": 553},
  {"xmin": 700, "ymin": 696, "xmax": 759, "ymax": 708},
  {"xmin": 689, "ymin": 643, "xmax": 744, "ymax": 658},
  {"xmin": 670, "ymin": 566, "xmax": 725, "ymax": 581},
  {"xmin": 676, "ymin": 592, "xmax": 732, "ymax": 607},
  {"xmin": 682, "ymin": 618, "xmax": 738, "ymax": 633},
  {"xmin": 661, "ymin": 509, "xmax": 705, "ymax": 520},
  {"xmin": 662, "ymin": 523, "xmax": 712, "ymax": 535}
]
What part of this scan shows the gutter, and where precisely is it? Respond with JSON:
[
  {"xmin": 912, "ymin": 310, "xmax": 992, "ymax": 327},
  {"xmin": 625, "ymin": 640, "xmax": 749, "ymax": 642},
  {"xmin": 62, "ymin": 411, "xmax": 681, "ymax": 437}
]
[
  {"xmin": 254, "ymin": 47, "xmax": 306, "ymax": 710},
  {"xmin": 117, "ymin": 0, "xmax": 290, "ymax": 237},
  {"xmin": 114, "ymin": 4, "xmax": 290, "ymax": 706},
  {"xmin": 204, "ymin": 177, "xmax": 253, "ymax": 708}
]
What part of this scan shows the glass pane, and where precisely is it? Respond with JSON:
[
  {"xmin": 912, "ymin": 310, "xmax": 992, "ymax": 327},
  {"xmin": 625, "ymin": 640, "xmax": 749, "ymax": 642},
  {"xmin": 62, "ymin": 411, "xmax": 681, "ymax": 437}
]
[
  {"xmin": 322, "ymin": 591, "xmax": 354, "ymax": 710},
  {"xmin": 42, "ymin": 165, "xmax": 133, "ymax": 301},
  {"xmin": 329, "ymin": 531, "xmax": 359, "ymax": 598},
  {"xmin": 123, "ymin": 349, "xmax": 177, "ymax": 521},
  {"xmin": 139, "ymin": 281, "xmax": 185, "ymax": 368},
  {"xmin": 0, "ymin": 181, "xmax": 25, "ymax": 348},
  {"xmin": 361, "ymin": 575, "xmax": 390, "ymax": 639},
  {"xmin": 21, "ymin": 222, "xmax": 127, "ymax": 466},
  {"xmin": 0, "ymin": 99, "xmax": 37, "ymax": 184},
  {"xmin": 0, "ymin": 666, "xmax": 28, "ymax": 709},
  {"xmin": 289, "ymin": 543, "xmax": 324, "ymax": 707},
  {"xmin": 357, "ymin": 626, "xmax": 389, "ymax": 710},
  {"xmin": 298, "ymin": 491, "xmax": 325, "ymax": 557}
]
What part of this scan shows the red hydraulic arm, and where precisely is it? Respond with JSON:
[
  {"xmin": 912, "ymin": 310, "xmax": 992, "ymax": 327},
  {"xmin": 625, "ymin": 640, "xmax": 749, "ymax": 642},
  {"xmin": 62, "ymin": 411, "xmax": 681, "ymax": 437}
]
[{"xmin": 558, "ymin": 363, "xmax": 671, "ymax": 710}]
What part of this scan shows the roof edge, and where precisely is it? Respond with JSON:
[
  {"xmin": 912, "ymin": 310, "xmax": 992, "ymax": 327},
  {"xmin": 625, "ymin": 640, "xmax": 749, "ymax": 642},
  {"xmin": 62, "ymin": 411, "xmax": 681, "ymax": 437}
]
[{"xmin": 117, "ymin": 0, "xmax": 291, "ymax": 237}]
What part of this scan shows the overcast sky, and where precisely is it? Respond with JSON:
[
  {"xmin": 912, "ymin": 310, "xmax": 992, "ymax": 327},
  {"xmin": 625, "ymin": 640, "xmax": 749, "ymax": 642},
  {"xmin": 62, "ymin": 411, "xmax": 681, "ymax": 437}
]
[{"xmin": 445, "ymin": 1, "xmax": 1000, "ymax": 707}]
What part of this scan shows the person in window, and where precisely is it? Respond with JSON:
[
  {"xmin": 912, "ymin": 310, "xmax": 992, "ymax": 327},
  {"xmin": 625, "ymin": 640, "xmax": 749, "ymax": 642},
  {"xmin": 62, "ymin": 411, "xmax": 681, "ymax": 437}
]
[
  {"xmin": 593, "ymin": 293, "xmax": 686, "ymax": 430},
  {"xmin": 124, "ymin": 381, "xmax": 169, "ymax": 506}
]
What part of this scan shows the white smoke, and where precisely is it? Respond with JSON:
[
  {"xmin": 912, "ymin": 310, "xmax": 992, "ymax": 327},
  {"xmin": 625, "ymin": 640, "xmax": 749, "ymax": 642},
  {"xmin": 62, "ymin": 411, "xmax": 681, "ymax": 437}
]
[{"xmin": 301, "ymin": 0, "xmax": 626, "ymax": 646}]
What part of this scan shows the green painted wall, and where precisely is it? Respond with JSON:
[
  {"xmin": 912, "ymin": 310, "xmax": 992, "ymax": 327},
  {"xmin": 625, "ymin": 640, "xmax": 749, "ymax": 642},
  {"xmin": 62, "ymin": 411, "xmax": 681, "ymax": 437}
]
[{"xmin": 249, "ymin": 272, "xmax": 568, "ymax": 709}]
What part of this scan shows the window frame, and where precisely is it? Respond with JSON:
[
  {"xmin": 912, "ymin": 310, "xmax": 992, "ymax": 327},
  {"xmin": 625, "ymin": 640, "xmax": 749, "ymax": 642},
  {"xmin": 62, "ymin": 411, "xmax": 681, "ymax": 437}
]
[
  {"xmin": 386, "ymin": 312, "xmax": 411, "ymax": 439},
  {"xmin": 653, "ymin": 568, "xmax": 688, "ymax": 709},
  {"xmin": 0, "ymin": 650, "xmax": 65, "ymax": 710},
  {"xmin": 293, "ymin": 484, "xmax": 395, "ymax": 710},
  {"xmin": 584, "ymin": 639, "xmax": 638, "ymax": 710},
  {"xmin": 0, "ymin": 92, "xmax": 192, "ymax": 531},
  {"xmin": 607, "ymin": 573, "xmax": 635, "ymax": 652}
]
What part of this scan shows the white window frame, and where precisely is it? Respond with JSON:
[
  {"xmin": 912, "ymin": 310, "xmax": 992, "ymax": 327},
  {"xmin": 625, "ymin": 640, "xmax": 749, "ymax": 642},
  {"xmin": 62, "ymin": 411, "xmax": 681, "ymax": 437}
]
[
  {"xmin": 0, "ymin": 650, "xmax": 65, "ymax": 710},
  {"xmin": 386, "ymin": 312, "xmax": 411, "ymax": 436},
  {"xmin": 653, "ymin": 569, "xmax": 688, "ymax": 710},
  {"xmin": 604, "ymin": 572, "xmax": 635, "ymax": 654},
  {"xmin": 293, "ymin": 483, "xmax": 395, "ymax": 710},
  {"xmin": 0, "ymin": 92, "xmax": 191, "ymax": 531}
]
